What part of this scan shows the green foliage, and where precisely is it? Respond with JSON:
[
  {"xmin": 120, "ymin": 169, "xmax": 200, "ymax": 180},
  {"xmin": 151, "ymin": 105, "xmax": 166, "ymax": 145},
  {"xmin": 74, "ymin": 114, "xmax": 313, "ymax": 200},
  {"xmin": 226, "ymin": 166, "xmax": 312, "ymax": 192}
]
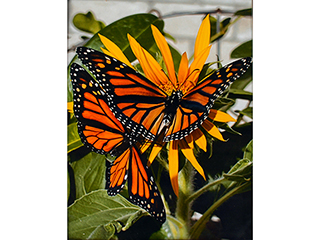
[
  {"xmin": 231, "ymin": 40, "xmax": 252, "ymax": 58},
  {"xmin": 198, "ymin": 62, "xmax": 217, "ymax": 81},
  {"xmin": 150, "ymin": 216, "xmax": 187, "ymax": 239},
  {"xmin": 234, "ymin": 8, "xmax": 252, "ymax": 16},
  {"xmin": 209, "ymin": 16, "xmax": 231, "ymax": 42},
  {"xmin": 228, "ymin": 88, "xmax": 253, "ymax": 101},
  {"xmin": 67, "ymin": 122, "xmax": 83, "ymax": 153},
  {"xmin": 244, "ymin": 139, "xmax": 253, "ymax": 160},
  {"xmin": 236, "ymin": 106, "xmax": 253, "ymax": 119},
  {"xmin": 73, "ymin": 11, "xmax": 106, "ymax": 34},
  {"xmin": 70, "ymin": 152, "xmax": 106, "ymax": 199},
  {"xmin": 68, "ymin": 190, "xmax": 150, "ymax": 239}
]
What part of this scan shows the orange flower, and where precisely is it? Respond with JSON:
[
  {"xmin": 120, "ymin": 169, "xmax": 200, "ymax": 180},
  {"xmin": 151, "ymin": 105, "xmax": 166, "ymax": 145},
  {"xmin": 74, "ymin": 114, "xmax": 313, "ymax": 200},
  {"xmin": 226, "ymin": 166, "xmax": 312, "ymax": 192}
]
[{"xmin": 98, "ymin": 15, "xmax": 236, "ymax": 197}]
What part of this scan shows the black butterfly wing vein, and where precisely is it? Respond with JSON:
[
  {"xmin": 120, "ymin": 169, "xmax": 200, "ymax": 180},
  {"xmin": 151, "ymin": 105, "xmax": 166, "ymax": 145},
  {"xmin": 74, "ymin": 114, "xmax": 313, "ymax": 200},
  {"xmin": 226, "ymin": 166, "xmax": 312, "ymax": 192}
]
[{"xmin": 76, "ymin": 46, "xmax": 252, "ymax": 143}]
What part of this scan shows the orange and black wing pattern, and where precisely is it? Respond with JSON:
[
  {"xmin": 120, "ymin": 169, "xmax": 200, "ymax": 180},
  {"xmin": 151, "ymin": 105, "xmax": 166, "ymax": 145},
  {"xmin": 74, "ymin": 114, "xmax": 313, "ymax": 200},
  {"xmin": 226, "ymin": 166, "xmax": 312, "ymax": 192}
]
[
  {"xmin": 70, "ymin": 63, "xmax": 125, "ymax": 155},
  {"xmin": 76, "ymin": 47, "xmax": 168, "ymax": 141},
  {"xmin": 70, "ymin": 63, "xmax": 166, "ymax": 223},
  {"xmin": 107, "ymin": 145, "xmax": 166, "ymax": 223},
  {"xmin": 76, "ymin": 47, "xmax": 252, "ymax": 143},
  {"xmin": 163, "ymin": 57, "xmax": 252, "ymax": 141}
]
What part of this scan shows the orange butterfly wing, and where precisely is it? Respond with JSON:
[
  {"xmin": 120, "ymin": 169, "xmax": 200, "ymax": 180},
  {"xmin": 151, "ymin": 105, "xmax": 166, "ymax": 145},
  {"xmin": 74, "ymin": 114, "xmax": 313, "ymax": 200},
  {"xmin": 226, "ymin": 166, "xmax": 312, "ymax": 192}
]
[
  {"xmin": 163, "ymin": 57, "xmax": 252, "ymax": 141},
  {"xmin": 70, "ymin": 63, "xmax": 126, "ymax": 154},
  {"xmin": 77, "ymin": 47, "xmax": 168, "ymax": 141},
  {"xmin": 76, "ymin": 47, "xmax": 252, "ymax": 142},
  {"xmin": 71, "ymin": 63, "xmax": 166, "ymax": 223},
  {"xmin": 107, "ymin": 146, "xmax": 166, "ymax": 223}
]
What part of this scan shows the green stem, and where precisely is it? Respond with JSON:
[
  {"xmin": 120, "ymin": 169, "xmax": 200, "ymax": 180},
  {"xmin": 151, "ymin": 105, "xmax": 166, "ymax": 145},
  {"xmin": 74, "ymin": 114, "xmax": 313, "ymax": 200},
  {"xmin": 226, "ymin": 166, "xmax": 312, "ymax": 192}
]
[
  {"xmin": 190, "ymin": 181, "xmax": 251, "ymax": 239},
  {"xmin": 175, "ymin": 161, "xmax": 195, "ymax": 238},
  {"xmin": 232, "ymin": 113, "xmax": 244, "ymax": 128},
  {"xmin": 210, "ymin": 16, "xmax": 242, "ymax": 42},
  {"xmin": 185, "ymin": 177, "xmax": 225, "ymax": 204}
]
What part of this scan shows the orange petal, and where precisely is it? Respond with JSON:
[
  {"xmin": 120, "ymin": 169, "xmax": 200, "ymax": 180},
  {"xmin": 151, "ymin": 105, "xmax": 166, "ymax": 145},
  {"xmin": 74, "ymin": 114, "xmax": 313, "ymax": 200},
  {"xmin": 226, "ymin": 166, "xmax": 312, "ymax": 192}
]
[
  {"xmin": 179, "ymin": 140, "xmax": 206, "ymax": 181},
  {"xmin": 177, "ymin": 52, "xmax": 189, "ymax": 87},
  {"xmin": 100, "ymin": 48, "xmax": 116, "ymax": 59},
  {"xmin": 208, "ymin": 109, "xmax": 236, "ymax": 122},
  {"xmin": 202, "ymin": 119, "xmax": 225, "ymax": 142},
  {"xmin": 184, "ymin": 133, "xmax": 194, "ymax": 149},
  {"xmin": 147, "ymin": 143, "xmax": 163, "ymax": 167},
  {"xmin": 140, "ymin": 141, "xmax": 151, "ymax": 154},
  {"xmin": 128, "ymin": 34, "xmax": 168, "ymax": 86},
  {"xmin": 191, "ymin": 128, "xmax": 207, "ymax": 152},
  {"xmin": 151, "ymin": 25, "xmax": 178, "ymax": 87},
  {"xmin": 188, "ymin": 45, "xmax": 212, "ymax": 84},
  {"xmin": 98, "ymin": 34, "xmax": 133, "ymax": 69},
  {"xmin": 169, "ymin": 141, "xmax": 179, "ymax": 197},
  {"xmin": 194, "ymin": 15, "xmax": 211, "ymax": 59}
]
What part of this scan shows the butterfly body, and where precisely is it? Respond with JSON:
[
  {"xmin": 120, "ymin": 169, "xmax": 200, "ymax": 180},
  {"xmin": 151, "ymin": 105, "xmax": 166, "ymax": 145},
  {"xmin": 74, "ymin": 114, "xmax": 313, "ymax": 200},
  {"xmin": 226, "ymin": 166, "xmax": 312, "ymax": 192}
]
[
  {"xmin": 76, "ymin": 47, "xmax": 252, "ymax": 142},
  {"xmin": 70, "ymin": 63, "xmax": 166, "ymax": 223}
]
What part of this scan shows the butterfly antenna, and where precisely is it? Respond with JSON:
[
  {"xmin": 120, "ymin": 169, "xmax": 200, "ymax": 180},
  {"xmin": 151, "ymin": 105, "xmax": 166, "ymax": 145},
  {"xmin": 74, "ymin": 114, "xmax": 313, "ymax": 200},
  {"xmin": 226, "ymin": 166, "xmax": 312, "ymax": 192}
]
[
  {"xmin": 161, "ymin": 69, "xmax": 177, "ymax": 91},
  {"xmin": 180, "ymin": 68, "xmax": 200, "ymax": 87},
  {"xmin": 175, "ymin": 72, "xmax": 179, "ymax": 89}
]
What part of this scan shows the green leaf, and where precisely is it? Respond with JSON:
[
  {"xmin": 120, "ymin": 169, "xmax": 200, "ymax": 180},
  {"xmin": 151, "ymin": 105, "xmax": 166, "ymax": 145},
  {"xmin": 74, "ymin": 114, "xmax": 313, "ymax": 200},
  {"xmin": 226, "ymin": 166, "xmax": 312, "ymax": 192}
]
[
  {"xmin": 163, "ymin": 31, "xmax": 176, "ymax": 42},
  {"xmin": 67, "ymin": 169, "xmax": 70, "ymax": 201},
  {"xmin": 222, "ymin": 172, "xmax": 251, "ymax": 183},
  {"xmin": 68, "ymin": 122, "xmax": 83, "ymax": 153},
  {"xmin": 73, "ymin": 11, "xmax": 106, "ymax": 34},
  {"xmin": 70, "ymin": 152, "xmax": 106, "ymax": 199},
  {"xmin": 198, "ymin": 62, "xmax": 220, "ymax": 82},
  {"xmin": 150, "ymin": 215, "xmax": 187, "ymax": 239},
  {"xmin": 231, "ymin": 40, "xmax": 252, "ymax": 58},
  {"xmin": 234, "ymin": 8, "xmax": 252, "ymax": 16},
  {"xmin": 228, "ymin": 88, "xmax": 253, "ymax": 101},
  {"xmin": 87, "ymin": 224, "xmax": 120, "ymax": 240},
  {"xmin": 209, "ymin": 16, "xmax": 231, "ymax": 42},
  {"xmin": 68, "ymin": 108, "xmax": 77, "ymax": 125},
  {"xmin": 243, "ymin": 140, "xmax": 253, "ymax": 161},
  {"xmin": 223, "ymin": 157, "xmax": 252, "ymax": 185},
  {"xmin": 68, "ymin": 13, "xmax": 164, "ymax": 102},
  {"xmin": 221, "ymin": 159, "xmax": 252, "ymax": 192},
  {"xmin": 214, "ymin": 122, "xmax": 242, "ymax": 136},
  {"xmin": 222, "ymin": 168, "xmax": 252, "ymax": 194},
  {"xmin": 225, "ymin": 160, "xmax": 252, "ymax": 177},
  {"xmin": 186, "ymin": 158, "xmax": 252, "ymax": 204},
  {"xmin": 83, "ymin": 13, "xmax": 163, "ymax": 62},
  {"xmin": 235, "ymin": 107, "xmax": 253, "ymax": 119},
  {"xmin": 68, "ymin": 190, "xmax": 149, "ymax": 240},
  {"xmin": 228, "ymin": 158, "xmax": 252, "ymax": 175},
  {"xmin": 212, "ymin": 97, "xmax": 235, "ymax": 111}
]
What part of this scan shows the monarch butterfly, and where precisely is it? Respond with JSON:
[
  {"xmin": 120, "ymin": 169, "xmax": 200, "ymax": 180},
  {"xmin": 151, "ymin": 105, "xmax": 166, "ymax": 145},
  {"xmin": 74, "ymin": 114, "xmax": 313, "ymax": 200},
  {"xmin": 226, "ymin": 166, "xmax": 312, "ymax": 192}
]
[
  {"xmin": 70, "ymin": 63, "xmax": 166, "ymax": 223},
  {"xmin": 76, "ymin": 47, "xmax": 252, "ymax": 142}
]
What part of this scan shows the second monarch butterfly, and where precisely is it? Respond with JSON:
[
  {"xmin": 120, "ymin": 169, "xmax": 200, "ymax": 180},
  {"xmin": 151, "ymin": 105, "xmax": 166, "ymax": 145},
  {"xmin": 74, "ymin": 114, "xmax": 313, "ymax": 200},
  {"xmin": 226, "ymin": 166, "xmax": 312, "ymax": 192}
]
[
  {"xmin": 70, "ymin": 63, "xmax": 166, "ymax": 223},
  {"xmin": 76, "ymin": 47, "xmax": 252, "ymax": 142}
]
